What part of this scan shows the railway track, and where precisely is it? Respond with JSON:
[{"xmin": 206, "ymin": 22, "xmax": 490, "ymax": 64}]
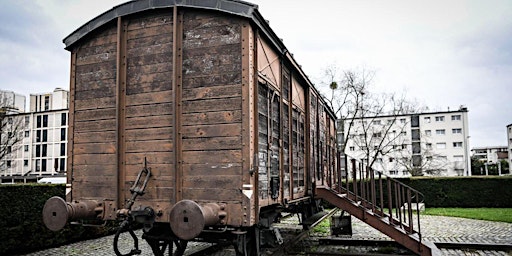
[{"xmin": 184, "ymin": 211, "xmax": 512, "ymax": 256}]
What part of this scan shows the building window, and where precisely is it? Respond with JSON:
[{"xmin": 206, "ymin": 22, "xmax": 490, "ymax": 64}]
[
  {"xmin": 61, "ymin": 128, "xmax": 66, "ymax": 141},
  {"xmin": 401, "ymin": 144, "xmax": 407, "ymax": 149},
  {"xmin": 61, "ymin": 113, "xmax": 67, "ymax": 126},
  {"xmin": 24, "ymin": 116, "xmax": 30, "ymax": 125},
  {"xmin": 436, "ymin": 143, "xmax": 446, "ymax": 149},
  {"xmin": 24, "ymin": 160, "xmax": 28, "ymax": 166},
  {"xmin": 44, "ymin": 96, "xmax": 50, "ymax": 110},
  {"xmin": 426, "ymin": 143, "xmax": 432, "ymax": 149},
  {"xmin": 389, "ymin": 157, "xmax": 394, "ymax": 163},
  {"xmin": 435, "ymin": 116, "xmax": 445, "ymax": 122},
  {"xmin": 24, "ymin": 145, "xmax": 29, "ymax": 152},
  {"xmin": 24, "ymin": 130, "xmax": 29, "ymax": 137},
  {"xmin": 35, "ymin": 145, "xmax": 41, "ymax": 157},
  {"xmin": 42, "ymin": 115, "xmax": 48, "ymax": 127},
  {"xmin": 436, "ymin": 129, "xmax": 445, "ymax": 135},
  {"xmin": 42, "ymin": 130, "xmax": 48, "ymax": 142},
  {"xmin": 373, "ymin": 132, "xmax": 382, "ymax": 138},
  {"xmin": 390, "ymin": 170, "xmax": 398, "ymax": 175},
  {"xmin": 36, "ymin": 116, "xmax": 41, "ymax": 128},
  {"xmin": 42, "ymin": 144, "xmax": 48, "ymax": 157},
  {"xmin": 60, "ymin": 158, "xmax": 65, "ymax": 172},
  {"xmin": 425, "ymin": 130, "xmax": 431, "ymax": 136},
  {"xmin": 42, "ymin": 159, "xmax": 47, "ymax": 172},
  {"xmin": 60, "ymin": 143, "xmax": 66, "ymax": 156},
  {"xmin": 424, "ymin": 117, "xmax": 431, "ymax": 123},
  {"xmin": 349, "ymin": 146, "xmax": 355, "ymax": 151},
  {"xmin": 453, "ymin": 142, "xmax": 463, "ymax": 148},
  {"xmin": 36, "ymin": 130, "xmax": 41, "ymax": 142},
  {"xmin": 6, "ymin": 161, "xmax": 11, "ymax": 168},
  {"xmin": 372, "ymin": 120, "xmax": 381, "ymax": 125},
  {"xmin": 451, "ymin": 115, "xmax": 461, "ymax": 121},
  {"xmin": 400, "ymin": 131, "xmax": 407, "ymax": 136},
  {"xmin": 400, "ymin": 118, "xmax": 406, "ymax": 124},
  {"xmin": 452, "ymin": 128, "xmax": 462, "ymax": 134}
]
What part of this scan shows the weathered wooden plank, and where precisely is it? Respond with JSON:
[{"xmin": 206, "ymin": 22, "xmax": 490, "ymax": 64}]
[
  {"xmin": 74, "ymin": 87, "xmax": 116, "ymax": 101},
  {"xmin": 75, "ymin": 79, "xmax": 116, "ymax": 95},
  {"xmin": 73, "ymin": 142, "xmax": 116, "ymax": 155},
  {"xmin": 126, "ymin": 102, "xmax": 173, "ymax": 117},
  {"xmin": 127, "ymin": 24, "xmax": 173, "ymax": 40},
  {"xmin": 127, "ymin": 62, "xmax": 172, "ymax": 80},
  {"xmin": 182, "ymin": 44, "xmax": 241, "ymax": 77},
  {"xmin": 183, "ymin": 23, "xmax": 241, "ymax": 49},
  {"xmin": 182, "ymin": 72, "xmax": 241, "ymax": 89},
  {"xmin": 79, "ymin": 32, "xmax": 117, "ymax": 49},
  {"xmin": 127, "ymin": 40, "xmax": 172, "ymax": 57},
  {"xmin": 75, "ymin": 108, "xmax": 116, "ymax": 121},
  {"xmin": 127, "ymin": 53, "xmax": 173, "ymax": 68},
  {"xmin": 182, "ymin": 136, "xmax": 241, "ymax": 151},
  {"xmin": 74, "ymin": 98, "xmax": 116, "ymax": 110},
  {"xmin": 76, "ymin": 43, "xmax": 117, "ymax": 66},
  {"xmin": 74, "ymin": 131, "xmax": 116, "ymax": 143},
  {"xmin": 74, "ymin": 119, "xmax": 117, "ymax": 132},
  {"xmin": 182, "ymin": 84, "xmax": 241, "ymax": 101},
  {"xmin": 127, "ymin": 71, "xmax": 172, "ymax": 86},
  {"xmin": 126, "ymin": 164, "xmax": 173, "ymax": 177},
  {"xmin": 182, "ymin": 97, "xmax": 241, "ymax": 113},
  {"xmin": 78, "ymin": 22, "xmax": 117, "ymax": 48},
  {"xmin": 127, "ymin": 11, "xmax": 173, "ymax": 30},
  {"xmin": 126, "ymin": 90, "xmax": 172, "ymax": 106},
  {"xmin": 72, "ymin": 164, "xmax": 117, "ymax": 176},
  {"xmin": 126, "ymin": 140, "xmax": 173, "ymax": 153},
  {"xmin": 73, "ymin": 154, "xmax": 116, "ymax": 165},
  {"xmin": 125, "ymin": 115, "xmax": 173, "ymax": 129},
  {"xmin": 182, "ymin": 175, "xmax": 240, "ymax": 188},
  {"xmin": 126, "ymin": 81, "xmax": 172, "ymax": 95},
  {"xmin": 72, "ymin": 175, "xmax": 116, "ymax": 184},
  {"xmin": 73, "ymin": 185, "xmax": 116, "ymax": 199},
  {"xmin": 182, "ymin": 150, "xmax": 242, "ymax": 164},
  {"xmin": 125, "ymin": 127, "xmax": 173, "ymax": 141},
  {"xmin": 125, "ymin": 152, "xmax": 173, "ymax": 165},
  {"xmin": 182, "ymin": 188, "xmax": 241, "ymax": 202},
  {"xmin": 182, "ymin": 110, "xmax": 241, "ymax": 126},
  {"xmin": 183, "ymin": 163, "xmax": 242, "ymax": 176},
  {"xmin": 181, "ymin": 123, "xmax": 241, "ymax": 138},
  {"xmin": 75, "ymin": 61, "xmax": 117, "ymax": 83}
]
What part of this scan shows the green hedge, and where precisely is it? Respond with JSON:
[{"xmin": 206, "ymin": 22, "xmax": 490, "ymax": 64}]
[
  {"xmin": 397, "ymin": 176, "xmax": 512, "ymax": 208},
  {"xmin": 0, "ymin": 184, "xmax": 116, "ymax": 255}
]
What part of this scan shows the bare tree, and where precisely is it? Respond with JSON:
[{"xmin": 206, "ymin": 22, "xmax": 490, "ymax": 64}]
[
  {"xmin": 320, "ymin": 65, "xmax": 422, "ymax": 171},
  {"xmin": 0, "ymin": 97, "xmax": 26, "ymax": 172},
  {"xmin": 391, "ymin": 137, "xmax": 450, "ymax": 176}
]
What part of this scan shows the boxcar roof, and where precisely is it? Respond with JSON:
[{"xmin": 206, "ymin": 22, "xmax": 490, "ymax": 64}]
[{"xmin": 63, "ymin": 0, "xmax": 337, "ymax": 119}]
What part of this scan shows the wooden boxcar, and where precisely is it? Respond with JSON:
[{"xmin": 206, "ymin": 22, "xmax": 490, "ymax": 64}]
[{"xmin": 43, "ymin": 0, "xmax": 338, "ymax": 255}]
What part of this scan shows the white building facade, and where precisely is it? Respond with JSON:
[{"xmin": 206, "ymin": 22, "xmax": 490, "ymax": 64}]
[
  {"xmin": 0, "ymin": 89, "xmax": 26, "ymax": 113},
  {"xmin": 343, "ymin": 107, "xmax": 470, "ymax": 177},
  {"xmin": 1, "ymin": 88, "xmax": 69, "ymax": 183}
]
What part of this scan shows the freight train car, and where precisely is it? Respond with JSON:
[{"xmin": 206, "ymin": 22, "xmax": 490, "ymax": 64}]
[{"xmin": 42, "ymin": 0, "xmax": 339, "ymax": 255}]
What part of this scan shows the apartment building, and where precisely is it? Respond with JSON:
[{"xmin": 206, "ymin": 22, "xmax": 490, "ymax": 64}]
[
  {"xmin": 0, "ymin": 89, "xmax": 26, "ymax": 113},
  {"xmin": 1, "ymin": 88, "xmax": 69, "ymax": 183},
  {"xmin": 342, "ymin": 107, "xmax": 470, "ymax": 177},
  {"xmin": 471, "ymin": 145, "xmax": 509, "ymax": 175}
]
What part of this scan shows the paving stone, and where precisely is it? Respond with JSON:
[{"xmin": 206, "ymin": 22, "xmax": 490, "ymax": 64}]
[{"xmin": 22, "ymin": 215, "xmax": 512, "ymax": 255}]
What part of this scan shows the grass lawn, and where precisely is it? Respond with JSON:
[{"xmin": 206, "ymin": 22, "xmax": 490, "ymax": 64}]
[{"xmin": 423, "ymin": 208, "xmax": 512, "ymax": 223}]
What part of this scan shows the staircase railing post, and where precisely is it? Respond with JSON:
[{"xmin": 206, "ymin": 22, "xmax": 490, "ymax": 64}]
[{"xmin": 351, "ymin": 159, "xmax": 357, "ymax": 200}]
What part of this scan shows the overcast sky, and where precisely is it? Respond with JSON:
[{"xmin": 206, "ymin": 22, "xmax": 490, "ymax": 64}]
[{"xmin": 1, "ymin": 0, "xmax": 511, "ymax": 148}]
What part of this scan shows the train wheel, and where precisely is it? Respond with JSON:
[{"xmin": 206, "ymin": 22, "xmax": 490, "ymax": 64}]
[{"xmin": 233, "ymin": 227, "xmax": 260, "ymax": 256}]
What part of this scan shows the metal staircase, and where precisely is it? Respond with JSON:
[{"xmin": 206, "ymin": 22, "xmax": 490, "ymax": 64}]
[{"xmin": 315, "ymin": 159, "xmax": 441, "ymax": 256}]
